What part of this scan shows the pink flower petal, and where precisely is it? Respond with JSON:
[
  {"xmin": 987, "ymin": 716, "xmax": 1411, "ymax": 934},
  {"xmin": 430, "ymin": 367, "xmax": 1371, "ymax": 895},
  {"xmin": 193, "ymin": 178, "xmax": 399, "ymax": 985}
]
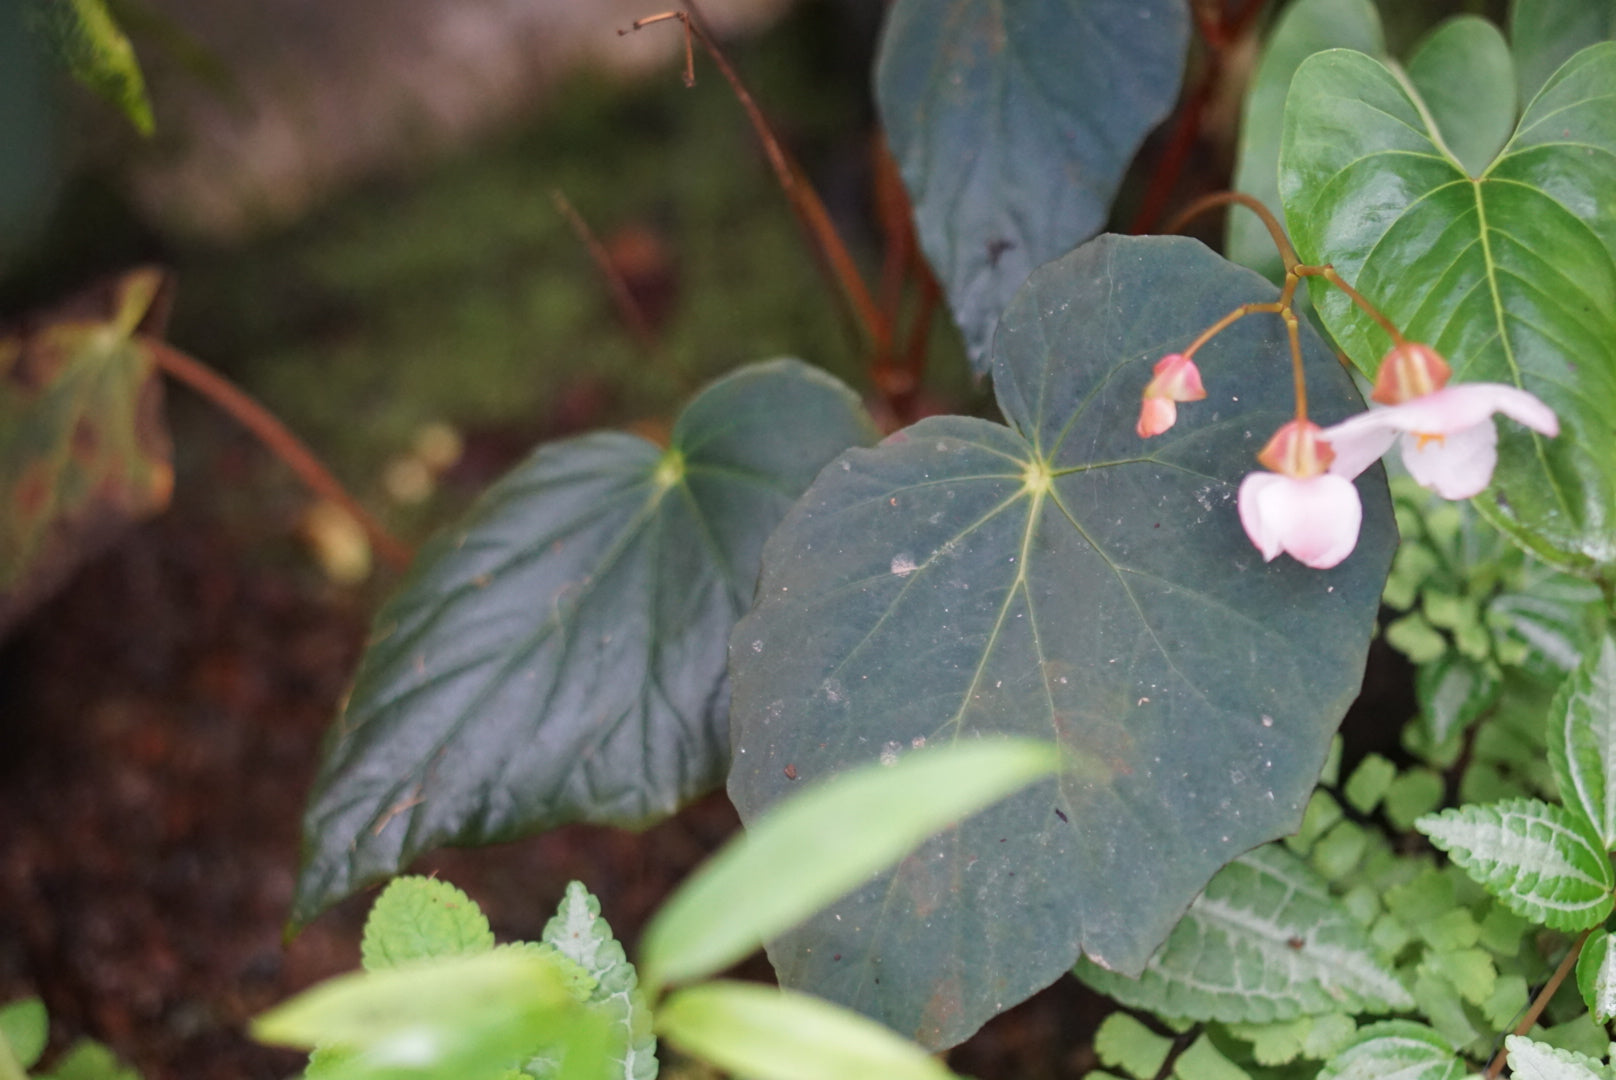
[
  {"xmin": 1399, "ymin": 422, "xmax": 1498, "ymax": 499},
  {"xmin": 1137, "ymin": 396, "xmax": 1178, "ymax": 438},
  {"xmin": 1320, "ymin": 411, "xmax": 1400, "ymax": 481},
  {"xmin": 1239, "ymin": 472, "xmax": 1362, "ymax": 569}
]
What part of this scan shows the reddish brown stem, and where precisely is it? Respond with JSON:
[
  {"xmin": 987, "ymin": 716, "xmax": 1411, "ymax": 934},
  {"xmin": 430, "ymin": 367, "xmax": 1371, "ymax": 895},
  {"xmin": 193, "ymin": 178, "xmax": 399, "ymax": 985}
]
[
  {"xmin": 624, "ymin": 11, "xmax": 887, "ymax": 352},
  {"xmin": 551, "ymin": 189, "xmax": 661, "ymax": 355},
  {"xmin": 145, "ymin": 339, "xmax": 413, "ymax": 573},
  {"xmin": 1484, "ymin": 928, "xmax": 1591, "ymax": 1080}
]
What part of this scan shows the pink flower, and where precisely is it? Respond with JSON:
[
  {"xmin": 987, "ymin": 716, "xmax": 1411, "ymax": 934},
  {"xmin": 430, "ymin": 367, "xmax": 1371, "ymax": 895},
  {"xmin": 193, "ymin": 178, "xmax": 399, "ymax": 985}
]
[
  {"xmin": 1322, "ymin": 385, "xmax": 1560, "ymax": 500},
  {"xmin": 1238, "ymin": 420, "xmax": 1362, "ymax": 570},
  {"xmin": 1136, "ymin": 353, "xmax": 1206, "ymax": 437}
]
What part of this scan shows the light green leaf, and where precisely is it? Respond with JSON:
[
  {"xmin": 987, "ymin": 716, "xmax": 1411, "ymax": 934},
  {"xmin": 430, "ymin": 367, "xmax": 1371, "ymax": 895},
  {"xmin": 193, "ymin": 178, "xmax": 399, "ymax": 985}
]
[
  {"xmin": 640, "ymin": 738, "xmax": 1057, "ymax": 994},
  {"xmin": 1405, "ymin": 16, "xmax": 1516, "ymax": 176},
  {"xmin": 1417, "ymin": 654, "xmax": 1500, "ymax": 746},
  {"xmin": 541, "ymin": 882, "xmax": 656, "ymax": 1080},
  {"xmin": 1343, "ymin": 754, "xmax": 1396, "ymax": 816},
  {"xmin": 360, "ymin": 877, "xmax": 494, "ymax": 972},
  {"xmin": 293, "ymin": 360, "xmax": 877, "ymax": 925},
  {"xmin": 1384, "ymin": 768, "xmax": 1445, "ymax": 831},
  {"xmin": 1279, "ymin": 43, "xmax": 1616, "ymax": 571},
  {"xmin": 1505, "ymin": 1034, "xmax": 1611, "ymax": 1080},
  {"xmin": 1228, "ymin": 0, "xmax": 1384, "ymax": 282},
  {"xmin": 1578, "ymin": 929, "xmax": 1616, "ymax": 1023},
  {"xmin": 0, "ymin": 998, "xmax": 47, "ymax": 1071},
  {"xmin": 1318, "ymin": 1021, "xmax": 1465, "ymax": 1080},
  {"xmin": 25, "ymin": 0, "xmax": 153, "ymax": 134},
  {"xmin": 1510, "ymin": 0, "xmax": 1616, "ymax": 103},
  {"xmin": 1172, "ymin": 1034, "xmax": 1251, "ymax": 1080},
  {"xmin": 1549, "ymin": 634, "xmax": 1616, "ymax": 847},
  {"xmin": 1094, "ymin": 1013, "xmax": 1173, "ymax": 1078},
  {"xmin": 1415, "ymin": 798, "xmax": 1614, "ymax": 930},
  {"xmin": 32, "ymin": 1041, "xmax": 139, "ymax": 1080},
  {"xmin": 1227, "ymin": 1013, "xmax": 1356, "ymax": 1065},
  {"xmin": 655, "ymin": 981, "xmax": 960, "ymax": 1080},
  {"xmin": 1074, "ymin": 843, "xmax": 1411, "ymax": 1023},
  {"xmin": 252, "ymin": 951, "xmax": 609, "ymax": 1080}
]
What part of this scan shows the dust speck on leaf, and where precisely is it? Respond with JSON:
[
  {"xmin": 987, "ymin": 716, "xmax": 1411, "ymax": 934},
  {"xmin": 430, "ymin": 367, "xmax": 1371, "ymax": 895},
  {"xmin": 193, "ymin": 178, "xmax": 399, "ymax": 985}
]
[{"xmin": 891, "ymin": 553, "xmax": 918, "ymax": 576}]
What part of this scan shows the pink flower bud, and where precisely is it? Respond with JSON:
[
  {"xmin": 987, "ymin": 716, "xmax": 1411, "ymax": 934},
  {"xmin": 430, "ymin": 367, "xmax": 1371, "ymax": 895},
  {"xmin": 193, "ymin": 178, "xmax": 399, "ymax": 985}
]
[
  {"xmin": 1136, "ymin": 353, "xmax": 1206, "ymax": 438},
  {"xmin": 1255, "ymin": 419, "xmax": 1335, "ymax": 479},
  {"xmin": 1372, "ymin": 343, "xmax": 1451, "ymax": 405}
]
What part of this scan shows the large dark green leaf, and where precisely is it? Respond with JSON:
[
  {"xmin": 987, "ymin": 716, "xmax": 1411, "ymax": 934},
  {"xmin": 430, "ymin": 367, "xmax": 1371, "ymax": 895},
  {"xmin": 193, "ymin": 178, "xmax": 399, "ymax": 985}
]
[
  {"xmin": 292, "ymin": 360, "xmax": 877, "ymax": 926},
  {"xmin": 727, "ymin": 234, "xmax": 1395, "ymax": 1049},
  {"xmin": 875, "ymin": 0, "xmax": 1188, "ymax": 372},
  {"xmin": 1279, "ymin": 43, "xmax": 1616, "ymax": 572},
  {"xmin": 1510, "ymin": 0, "xmax": 1616, "ymax": 104}
]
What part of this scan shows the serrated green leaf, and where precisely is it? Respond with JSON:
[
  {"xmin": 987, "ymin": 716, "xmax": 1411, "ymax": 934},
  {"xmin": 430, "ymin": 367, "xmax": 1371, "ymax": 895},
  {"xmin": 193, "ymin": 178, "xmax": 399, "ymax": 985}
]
[
  {"xmin": 1095, "ymin": 1013, "xmax": 1173, "ymax": 1078},
  {"xmin": 1483, "ymin": 972, "xmax": 1529, "ymax": 1029},
  {"xmin": 1424, "ymin": 947, "xmax": 1496, "ymax": 1007},
  {"xmin": 293, "ymin": 360, "xmax": 876, "ymax": 925},
  {"xmin": 1577, "ymin": 929, "xmax": 1616, "ymax": 1023},
  {"xmin": 1510, "ymin": 0, "xmax": 1616, "ymax": 103},
  {"xmin": 1075, "ymin": 844, "xmax": 1411, "ymax": 1023},
  {"xmin": 1506, "ymin": 1033, "xmax": 1611, "ymax": 1080},
  {"xmin": 541, "ymin": 882, "xmax": 656, "ymax": 1080},
  {"xmin": 656, "ymin": 981, "xmax": 960, "ymax": 1080},
  {"xmin": 361, "ymin": 877, "xmax": 494, "ymax": 972},
  {"xmin": 1538, "ymin": 1014, "xmax": 1610, "ymax": 1060},
  {"xmin": 642, "ymin": 738, "xmax": 1056, "ymax": 994},
  {"xmin": 1418, "ymin": 654, "xmax": 1500, "ymax": 746},
  {"xmin": 1416, "ymin": 798, "xmax": 1614, "ymax": 930},
  {"xmin": 876, "ymin": 0, "xmax": 1188, "ymax": 369},
  {"xmin": 1228, "ymin": 0, "xmax": 1384, "ymax": 282},
  {"xmin": 1415, "ymin": 909, "xmax": 1480, "ymax": 952},
  {"xmin": 1385, "ymin": 614, "xmax": 1449, "ymax": 666},
  {"xmin": 0, "ymin": 998, "xmax": 46, "ymax": 1072},
  {"xmin": 1490, "ymin": 567, "xmax": 1606, "ymax": 685},
  {"xmin": 729, "ymin": 234, "xmax": 1395, "ymax": 1047},
  {"xmin": 1549, "ymin": 634, "xmax": 1616, "ymax": 847},
  {"xmin": 1319, "ymin": 1021, "xmax": 1465, "ymax": 1080},
  {"xmin": 1311, "ymin": 821, "xmax": 1369, "ymax": 882},
  {"xmin": 1173, "ymin": 1034, "xmax": 1251, "ymax": 1080},
  {"xmin": 1279, "ymin": 42, "xmax": 1616, "ymax": 571},
  {"xmin": 25, "ymin": 0, "xmax": 153, "ymax": 134},
  {"xmin": 1382, "ymin": 769, "xmax": 1445, "ymax": 832},
  {"xmin": 1405, "ymin": 16, "xmax": 1516, "ymax": 177},
  {"xmin": 1479, "ymin": 903, "xmax": 1529, "ymax": 956}
]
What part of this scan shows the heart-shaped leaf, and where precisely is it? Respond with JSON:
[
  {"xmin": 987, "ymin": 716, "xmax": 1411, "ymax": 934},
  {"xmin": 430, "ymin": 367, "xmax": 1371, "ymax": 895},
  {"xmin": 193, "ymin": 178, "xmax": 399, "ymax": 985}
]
[
  {"xmin": 727, "ymin": 234, "xmax": 1395, "ymax": 1048},
  {"xmin": 1510, "ymin": 0, "xmax": 1616, "ymax": 104},
  {"xmin": 875, "ymin": 0, "xmax": 1189, "ymax": 371},
  {"xmin": 1405, "ymin": 16, "xmax": 1515, "ymax": 177},
  {"xmin": 0, "ymin": 268, "xmax": 174, "ymax": 636},
  {"xmin": 1227, "ymin": 0, "xmax": 1384, "ymax": 283},
  {"xmin": 1548, "ymin": 634, "xmax": 1616, "ymax": 847},
  {"xmin": 293, "ymin": 360, "xmax": 877, "ymax": 926},
  {"xmin": 1279, "ymin": 43, "xmax": 1616, "ymax": 572}
]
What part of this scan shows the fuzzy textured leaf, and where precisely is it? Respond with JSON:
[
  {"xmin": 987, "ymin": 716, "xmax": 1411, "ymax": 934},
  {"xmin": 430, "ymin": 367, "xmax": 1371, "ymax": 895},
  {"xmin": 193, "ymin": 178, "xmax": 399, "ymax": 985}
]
[
  {"xmin": 0, "ymin": 269, "xmax": 174, "ymax": 636},
  {"xmin": 1510, "ymin": 0, "xmax": 1616, "ymax": 103},
  {"xmin": 293, "ymin": 360, "xmax": 876, "ymax": 925},
  {"xmin": 541, "ymin": 882, "xmax": 656, "ymax": 1080},
  {"xmin": 360, "ymin": 877, "xmax": 494, "ymax": 972},
  {"xmin": 1075, "ymin": 843, "xmax": 1410, "ymax": 1023},
  {"xmin": 1549, "ymin": 634, "xmax": 1616, "ymax": 847},
  {"xmin": 1576, "ymin": 929, "xmax": 1616, "ymax": 1023},
  {"xmin": 25, "ymin": 0, "xmax": 154, "ymax": 134},
  {"xmin": 1505, "ymin": 1034, "xmax": 1612, "ymax": 1080},
  {"xmin": 728, "ymin": 233, "xmax": 1395, "ymax": 1048},
  {"xmin": 1415, "ymin": 798, "xmax": 1614, "ymax": 930},
  {"xmin": 1279, "ymin": 43, "xmax": 1616, "ymax": 570},
  {"xmin": 1318, "ymin": 1022, "xmax": 1465, "ymax": 1080},
  {"xmin": 656, "ymin": 981, "xmax": 961, "ymax": 1080},
  {"xmin": 876, "ymin": 0, "xmax": 1188, "ymax": 370}
]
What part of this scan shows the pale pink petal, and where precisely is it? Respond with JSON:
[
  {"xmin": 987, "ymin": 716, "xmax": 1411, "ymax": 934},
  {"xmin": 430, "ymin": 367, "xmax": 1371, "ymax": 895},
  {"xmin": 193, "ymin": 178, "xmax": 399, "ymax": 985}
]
[
  {"xmin": 1399, "ymin": 421, "xmax": 1498, "ymax": 499},
  {"xmin": 1239, "ymin": 473, "xmax": 1363, "ymax": 569},
  {"xmin": 1239, "ymin": 472, "xmax": 1287, "ymax": 561},
  {"xmin": 1137, "ymin": 396, "xmax": 1177, "ymax": 438},
  {"xmin": 1320, "ymin": 411, "xmax": 1400, "ymax": 481},
  {"xmin": 1361, "ymin": 383, "xmax": 1557, "ymax": 436}
]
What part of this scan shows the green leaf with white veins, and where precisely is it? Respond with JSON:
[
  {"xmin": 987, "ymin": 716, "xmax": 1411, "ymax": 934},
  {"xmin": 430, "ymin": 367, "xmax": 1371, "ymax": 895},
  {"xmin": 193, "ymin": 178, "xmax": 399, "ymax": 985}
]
[
  {"xmin": 1074, "ymin": 843, "xmax": 1410, "ymax": 1023},
  {"xmin": 1416, "ymin": 798, "xmax": 1614, "ymax": 930},
  {"xmin": 541, "ymin": 882, "xmax": 656, "ymax": 1080},
  {"xmin": 727, "ymin": 233, "xmax": 1395, "ymax": 1049},
  {"xmin": 1279, "ymin": 43, "xmax": 1616, "ymax": 572},
  {"xmin": 1319, "ymin": 1022, "xmax": 1465, "ymax": 1080},
  {"xmin": 1549, "ymin": 634, "xmax": 1616, "ymax": 847},
  {"xmin": 293, "ymin": 360, "xmax": 877, "ymax": 926},
  {"xmin": 1505, "ymin": 1034, "xmax": 1613, "ymax": 1080},
  {"xmin": 1575, "ymin": 929, "xmax": 1616, "ymax": 1023}
]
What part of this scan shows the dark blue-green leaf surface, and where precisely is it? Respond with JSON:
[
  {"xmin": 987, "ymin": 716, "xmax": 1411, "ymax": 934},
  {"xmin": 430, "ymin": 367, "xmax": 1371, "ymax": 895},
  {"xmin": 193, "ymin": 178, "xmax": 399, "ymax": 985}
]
[
  {"xmin": 292, "ymin": 360, "xmax": 876, "ymax": 925},
  {"xmin": 727, "ymin": 235, "xmax": 1395, "ymax": 1049},
  {"xmin": 876, "ymin": 0, "xmax": 1188, "ymax": 372}
]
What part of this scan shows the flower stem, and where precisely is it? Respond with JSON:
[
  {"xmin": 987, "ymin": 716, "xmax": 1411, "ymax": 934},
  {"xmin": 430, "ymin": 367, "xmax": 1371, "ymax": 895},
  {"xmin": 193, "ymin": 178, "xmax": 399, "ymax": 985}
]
[
  {"xmin": 1180, "ymin": 299, "xmax": 1285, "ymax": 361},
  {"xmin": 1483, "ymin": 928, "xmax": 1591, "ymax": 1080},
  {"xmin": 1163, "ymin": 190, "xmax": 1301, "ymax": 270},
  {"xmin": 1297, "ymin": 264, "xmax": 1407, "ymax": 346}
]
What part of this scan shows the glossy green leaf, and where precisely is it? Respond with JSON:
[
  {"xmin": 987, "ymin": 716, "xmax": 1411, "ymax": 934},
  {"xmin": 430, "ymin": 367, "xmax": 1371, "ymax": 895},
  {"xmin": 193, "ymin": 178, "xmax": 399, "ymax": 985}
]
[
  {"xmin": 640, "ymin": 738, "xmax": 1057, "ymax": 993},
  {"xmin": 1510, "ymin": 0, "xmax": 1616, "ymax": 103},
  {"xmin": 1576, "ymin": 929, "xmax": 1616, "ymax": 1022},
  {"xmin": 1279, "ymin": 43, "xmax": 1616, "ymax": 571},
  {"xmin": 1318, "ymin": 1022, "xmax": 1465, "ymax": 1080},
  {"xmin": 727, "ymin": 233, "xmax": 1395, "ymax": 1047},
  {"xmin": 1505, "ymin": 1034, "xmax": 1612, "ymax": 1080},
  {"xmin": 1549, "ymin": 634, "xmax": 1616, "ymax": 846},
  {"xmin": 657, "ymin": 981, "xmax": 960, "ymax": 1080},
  {"xmin": 1405, "ymin": 17, "xmax": 1516, "ymax": 177},
  {"xmin": 1415, "ymin": 797, "xmax": 1614, "ymax": 930},
  {"xmin": 1074, "ymin": 843, "xmax": 1410, "ymax": 1023},
  {"xmin": 25, "ymin": 0, "xmax": 153, "ymax": 134},
  {"xmin": 0, "ymin": 269, "xmax": 174, "ymax": 635},
  {"xmin": 293, "ymin": 360, "xmax": 876, "ymax": 925},
  {"xmin": 541, "ymin": 882, "xmax": 657, "ymax": 1080},
  {"xmin": 360, "ymin": 877, "xmax": 494, "ymax": 972},
  {"xmin": 252, "ymin": 951, "xmax": 610, "ymax": 1080},
  {"xmin": 0, "ymin": 998, "xmax": 46, "ymax": 1072},
  {"xmin": 1227, "ymin": 0, "xmax": 1384, "ymax": 282},
  {"xmin": 875, "ymin": 0, "xmax": 1188, "ymax": 370}
]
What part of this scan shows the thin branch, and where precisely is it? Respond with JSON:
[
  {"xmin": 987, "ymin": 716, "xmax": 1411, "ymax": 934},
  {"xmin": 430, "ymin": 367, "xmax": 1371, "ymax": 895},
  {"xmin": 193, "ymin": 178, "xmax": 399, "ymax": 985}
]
[
  {"xmin": 145, "ymin": 339, "xmax": 413, "ymax": 573},
  {"xmin": 622, "ymin": 11, "xmax": 887, "ymax": 351},
  {"xmin": 550, "ymin": 189, "xmax": 661, "ymax": 355},
  {"xmin": 1164, "ymin": 189, "xmax": 1300, "ymax": 268},
  {"xmin": 1484, "ymin": 928, "xmax": 1592, "ymax": 1080}
]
